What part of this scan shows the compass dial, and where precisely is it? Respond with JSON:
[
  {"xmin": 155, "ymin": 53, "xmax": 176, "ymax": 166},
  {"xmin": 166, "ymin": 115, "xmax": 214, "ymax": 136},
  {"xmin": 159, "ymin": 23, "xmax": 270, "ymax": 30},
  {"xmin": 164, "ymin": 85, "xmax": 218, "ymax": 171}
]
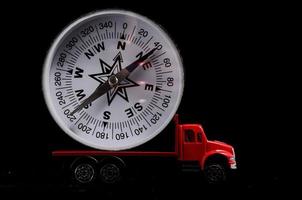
[{"xmin": 43, "ymin": 10, "xmax": 184, "ymax": 150}]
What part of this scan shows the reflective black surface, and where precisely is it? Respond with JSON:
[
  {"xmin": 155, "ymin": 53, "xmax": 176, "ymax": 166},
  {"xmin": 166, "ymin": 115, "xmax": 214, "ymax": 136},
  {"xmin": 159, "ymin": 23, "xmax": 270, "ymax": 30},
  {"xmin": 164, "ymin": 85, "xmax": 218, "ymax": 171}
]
[{"xmin": 1, "ymin": 1, "xmax": 292, "ymax": 196}]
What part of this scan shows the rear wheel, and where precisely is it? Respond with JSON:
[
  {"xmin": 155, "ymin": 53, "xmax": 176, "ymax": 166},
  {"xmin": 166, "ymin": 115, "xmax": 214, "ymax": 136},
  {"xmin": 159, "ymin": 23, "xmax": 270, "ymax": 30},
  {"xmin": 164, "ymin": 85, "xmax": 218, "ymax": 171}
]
[
  {"xmin": 100, "ymin": 163, "xmax": 120, "ymax": 183},
  {"xmin": 74, "ymin": 163, "xmax": 95, "ymax": 184},
  {"xmin": 99, "ymin": 157, "xmax": 125, "ymax": 184},
  {"xmin": 71, "ymin": 157, "xmax": 97, "ymax": 184}
]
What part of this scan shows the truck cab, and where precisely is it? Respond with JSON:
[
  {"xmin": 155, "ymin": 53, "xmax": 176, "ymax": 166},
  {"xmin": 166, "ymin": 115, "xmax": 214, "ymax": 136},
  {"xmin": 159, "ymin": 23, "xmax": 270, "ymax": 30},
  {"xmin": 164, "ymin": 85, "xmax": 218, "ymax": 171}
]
[{"xmin": 175, "ymin": 115, "xmax": 237, "ymax": 183}]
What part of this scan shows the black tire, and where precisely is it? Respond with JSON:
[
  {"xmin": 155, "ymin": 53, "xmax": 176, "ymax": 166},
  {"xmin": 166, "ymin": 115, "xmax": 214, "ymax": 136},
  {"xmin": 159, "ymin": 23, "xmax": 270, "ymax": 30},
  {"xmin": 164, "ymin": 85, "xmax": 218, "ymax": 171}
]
[
  {"xmin": 99, "ymin": 157, "xmax": 125, "ymax": 184},
  {"xmin": 70, "ymin": 157, "xmax": 97, "ymax": 185},
  {"xmin": 204, "ymin": 161, "xmax": 227, "ymax": 184}
]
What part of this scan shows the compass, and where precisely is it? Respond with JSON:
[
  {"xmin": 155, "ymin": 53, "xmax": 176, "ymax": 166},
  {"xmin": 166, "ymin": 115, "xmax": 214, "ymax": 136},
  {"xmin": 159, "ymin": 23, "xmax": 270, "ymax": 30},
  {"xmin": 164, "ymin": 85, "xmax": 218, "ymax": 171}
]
[{"xmin": 43, "ymin": 10, "xmax": 184, "ymax": 150}]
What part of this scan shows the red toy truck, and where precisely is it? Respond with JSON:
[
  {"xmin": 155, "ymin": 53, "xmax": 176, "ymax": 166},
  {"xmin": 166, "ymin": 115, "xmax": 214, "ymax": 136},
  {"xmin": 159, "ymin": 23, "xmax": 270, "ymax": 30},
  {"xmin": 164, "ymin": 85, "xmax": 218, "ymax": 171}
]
[{"xmin": 52, "ymin": 115, "xmax": 236, "ymax": 184}]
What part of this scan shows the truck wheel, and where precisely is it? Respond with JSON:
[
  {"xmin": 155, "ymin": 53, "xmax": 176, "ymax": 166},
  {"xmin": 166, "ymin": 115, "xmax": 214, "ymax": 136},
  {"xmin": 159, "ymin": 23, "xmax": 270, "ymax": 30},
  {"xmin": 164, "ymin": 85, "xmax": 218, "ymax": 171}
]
[
  {"xmin": 204, "ymin": 163, "xmax": 227, "ymax": 184},
  {"xmin": 71, "ymin": 157, "xmax": 97, "ymax": 184},
  {"xmin": 99, "ymin": 157, "xmax": 125, "ymax": 184}
]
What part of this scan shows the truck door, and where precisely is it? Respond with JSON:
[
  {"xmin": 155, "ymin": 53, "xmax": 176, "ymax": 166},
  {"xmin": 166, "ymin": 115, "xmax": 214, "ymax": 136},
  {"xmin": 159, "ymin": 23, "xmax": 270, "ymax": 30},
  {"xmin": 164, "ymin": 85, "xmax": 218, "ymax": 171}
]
[{"xmin": 182, "ymin": 127, "xmax": 203, "ymax": 161}]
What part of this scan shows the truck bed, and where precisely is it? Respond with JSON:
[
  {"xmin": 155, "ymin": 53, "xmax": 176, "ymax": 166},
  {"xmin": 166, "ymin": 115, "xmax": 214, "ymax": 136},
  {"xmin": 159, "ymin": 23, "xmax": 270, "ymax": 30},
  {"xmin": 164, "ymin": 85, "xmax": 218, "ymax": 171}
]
[{"xmin": 52, "ymin": 150, "xmax": 178, "ymax": 157}]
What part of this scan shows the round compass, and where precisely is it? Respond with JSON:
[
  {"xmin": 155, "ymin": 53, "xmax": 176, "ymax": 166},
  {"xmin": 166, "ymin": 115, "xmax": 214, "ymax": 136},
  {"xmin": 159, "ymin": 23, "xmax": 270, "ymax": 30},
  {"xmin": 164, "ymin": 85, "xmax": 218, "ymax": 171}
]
[{"xmin": 43, "ymin": 10, "xmax": 184, "ymax": 150}]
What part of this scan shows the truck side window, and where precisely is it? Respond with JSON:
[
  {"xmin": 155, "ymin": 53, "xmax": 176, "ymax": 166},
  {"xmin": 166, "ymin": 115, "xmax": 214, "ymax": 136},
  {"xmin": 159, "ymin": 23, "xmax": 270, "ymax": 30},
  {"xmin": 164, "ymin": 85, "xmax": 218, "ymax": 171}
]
[
  {"xmin": 197, "ymin": 132, "xmax": 202, "ymax": 143},
  {"xmin": 185, "ymin": 130, "xmax": 195, "ymax": 143}
]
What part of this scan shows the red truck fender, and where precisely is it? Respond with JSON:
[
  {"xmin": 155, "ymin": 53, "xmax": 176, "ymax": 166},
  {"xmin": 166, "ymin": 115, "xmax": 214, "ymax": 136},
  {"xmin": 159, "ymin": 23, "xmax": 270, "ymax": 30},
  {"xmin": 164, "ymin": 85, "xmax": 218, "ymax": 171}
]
[{"xmin": 200, "ymin": 150, "xmax": 234, "ymax": 170}]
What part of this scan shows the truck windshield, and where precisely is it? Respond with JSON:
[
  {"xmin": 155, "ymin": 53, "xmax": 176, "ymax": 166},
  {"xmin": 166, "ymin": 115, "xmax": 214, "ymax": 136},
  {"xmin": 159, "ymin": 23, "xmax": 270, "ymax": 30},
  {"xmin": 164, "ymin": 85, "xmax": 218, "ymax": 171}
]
[{"xmin": 197, "ymin": 132, "xmax": 202, "ymax": 143}]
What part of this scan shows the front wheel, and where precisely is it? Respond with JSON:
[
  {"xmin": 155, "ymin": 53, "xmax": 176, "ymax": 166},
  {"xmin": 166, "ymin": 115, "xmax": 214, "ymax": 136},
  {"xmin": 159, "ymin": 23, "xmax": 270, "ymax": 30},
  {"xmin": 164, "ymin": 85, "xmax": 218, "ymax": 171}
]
[{"xmin": 204, "ymin": 163, "xmax": 227, "ymax": 184}]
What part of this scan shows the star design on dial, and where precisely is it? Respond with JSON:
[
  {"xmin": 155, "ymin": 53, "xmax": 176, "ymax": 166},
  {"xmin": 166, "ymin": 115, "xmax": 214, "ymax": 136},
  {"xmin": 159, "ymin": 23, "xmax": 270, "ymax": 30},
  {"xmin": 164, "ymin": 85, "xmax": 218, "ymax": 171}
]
[{"xmin": 88, "ymin": 52, "xmax": 139, "ymax": 106}]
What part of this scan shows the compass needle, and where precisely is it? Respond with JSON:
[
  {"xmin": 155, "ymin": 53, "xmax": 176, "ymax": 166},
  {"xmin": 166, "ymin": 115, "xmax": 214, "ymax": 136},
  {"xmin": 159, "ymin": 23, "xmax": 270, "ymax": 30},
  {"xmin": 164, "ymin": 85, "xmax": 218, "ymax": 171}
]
[
  {"xmin": 70, "ymin": 47, "xmax": 156, "ymax": 115},
  {"xmin": 43, "ymin": 10, "xmax": 184, "ymax": 150}
]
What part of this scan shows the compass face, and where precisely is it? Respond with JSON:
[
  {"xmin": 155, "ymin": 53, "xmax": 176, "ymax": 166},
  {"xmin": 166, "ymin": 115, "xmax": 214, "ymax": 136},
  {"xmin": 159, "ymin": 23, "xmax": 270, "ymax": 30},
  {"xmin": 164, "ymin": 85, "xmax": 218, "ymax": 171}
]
[{"xmin": 43, "ymin": 10, "xmax": 184, "ymax": 150}]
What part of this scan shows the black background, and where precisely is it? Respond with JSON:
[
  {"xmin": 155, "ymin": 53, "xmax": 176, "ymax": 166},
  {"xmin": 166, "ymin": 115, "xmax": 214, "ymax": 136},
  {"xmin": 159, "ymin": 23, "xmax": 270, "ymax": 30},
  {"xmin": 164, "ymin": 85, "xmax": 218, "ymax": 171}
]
[{"xmin": 0, "ymin": 1, "xmax": 294, "ymax": 196}]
